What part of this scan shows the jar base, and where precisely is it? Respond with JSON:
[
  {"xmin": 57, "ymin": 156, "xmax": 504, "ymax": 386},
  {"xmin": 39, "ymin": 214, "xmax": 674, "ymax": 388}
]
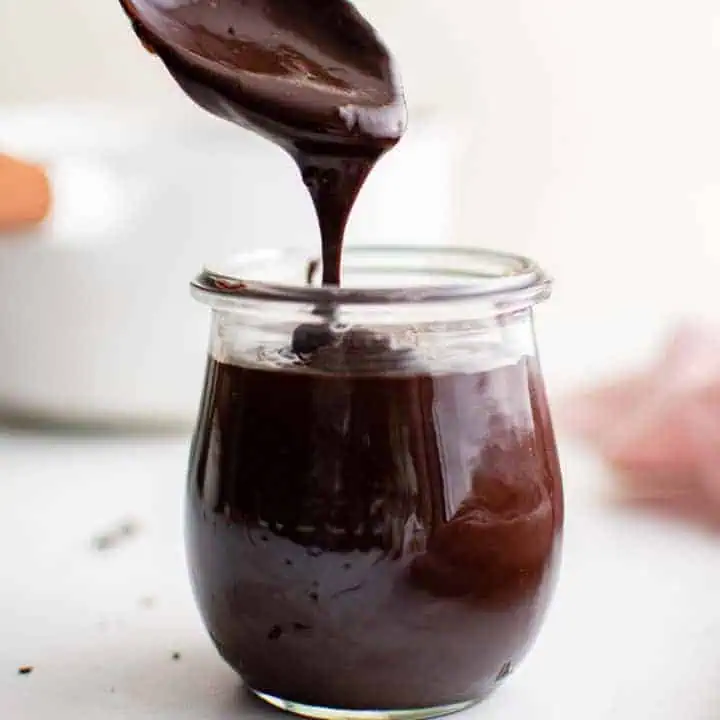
[{"xmin": 252, "ymin": 690, "xmax": 479, "ymax": 720}]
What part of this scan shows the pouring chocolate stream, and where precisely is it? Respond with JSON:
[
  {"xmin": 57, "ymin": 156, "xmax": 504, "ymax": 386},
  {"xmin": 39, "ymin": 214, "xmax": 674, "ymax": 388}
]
[{"xmin": 118, "ymin": 0, "xmax": 407, "ymax": 286}]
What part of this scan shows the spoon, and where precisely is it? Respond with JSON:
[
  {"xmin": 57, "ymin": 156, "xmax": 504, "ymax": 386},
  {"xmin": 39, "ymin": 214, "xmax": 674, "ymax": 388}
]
[
  {"xmin": 117, "ymin": 0, "xmax": 407, "ymax": 156},
  {"xmin": 118, "ymin": 0, "xmax": 407, "ymax": 287}
]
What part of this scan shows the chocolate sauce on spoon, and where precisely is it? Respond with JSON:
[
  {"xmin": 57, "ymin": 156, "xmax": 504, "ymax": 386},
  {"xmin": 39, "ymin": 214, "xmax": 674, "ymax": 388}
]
[{"xmin": 118, "ymin": 0, "xmax": 407, "ymax": 286}]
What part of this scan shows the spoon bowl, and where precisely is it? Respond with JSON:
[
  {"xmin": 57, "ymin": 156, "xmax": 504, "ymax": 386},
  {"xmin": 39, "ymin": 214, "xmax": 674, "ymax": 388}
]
[{"xmin": 118, "ymin": 0, "xmax": 407, "ymax": 152}]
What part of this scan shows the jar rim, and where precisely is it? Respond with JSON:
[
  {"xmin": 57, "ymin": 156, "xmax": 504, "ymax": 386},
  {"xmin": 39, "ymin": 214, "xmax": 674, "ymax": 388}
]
[{"xmin": 191, "ymin": 245, "xmax": 552, "ymax": 307}]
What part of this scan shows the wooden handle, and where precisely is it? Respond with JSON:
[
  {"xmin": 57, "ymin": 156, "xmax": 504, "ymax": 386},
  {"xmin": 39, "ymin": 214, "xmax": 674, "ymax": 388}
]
[{"xmin": 0, "ymin": 153, "xmax": 52, "ymax": 234}]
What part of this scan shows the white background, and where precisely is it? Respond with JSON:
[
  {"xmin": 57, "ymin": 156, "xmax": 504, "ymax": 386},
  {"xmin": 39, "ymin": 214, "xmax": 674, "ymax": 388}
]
[
  {"xmin": 5, "ymin": 0, "xmax": 720, "ymax": 321},
  {"xmin": 4, "ymin": 0, "xmax": 720, "ymax": 282}
]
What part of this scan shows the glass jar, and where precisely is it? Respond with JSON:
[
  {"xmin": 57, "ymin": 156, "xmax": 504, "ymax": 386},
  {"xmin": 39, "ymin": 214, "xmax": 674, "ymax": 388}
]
[{"xmin": 187, "ymin": 246, "xmax": 564, "ymax": 720}]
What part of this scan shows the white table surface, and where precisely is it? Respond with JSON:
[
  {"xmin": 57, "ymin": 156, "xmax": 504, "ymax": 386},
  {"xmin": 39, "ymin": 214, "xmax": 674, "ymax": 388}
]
[
  {"xmin": 2, "ymin": 430, "xmax": 720, "ymax": 720},
  {"xmin": 2, "ymin": 310, "xmax": 720, "ymax": 720}
]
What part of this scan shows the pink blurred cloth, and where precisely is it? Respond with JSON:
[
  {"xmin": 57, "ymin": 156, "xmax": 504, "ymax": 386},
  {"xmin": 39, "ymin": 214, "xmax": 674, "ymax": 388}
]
[{"xmin": 560, "ymin": 322, "xmax": 720, "ymax": 525}]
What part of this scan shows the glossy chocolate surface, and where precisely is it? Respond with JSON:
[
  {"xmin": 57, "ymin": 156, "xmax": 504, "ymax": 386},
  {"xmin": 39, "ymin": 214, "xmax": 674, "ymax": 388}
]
[{"xmin": 187, "ymin": 346, "xmax": 563, "ymax": 709}]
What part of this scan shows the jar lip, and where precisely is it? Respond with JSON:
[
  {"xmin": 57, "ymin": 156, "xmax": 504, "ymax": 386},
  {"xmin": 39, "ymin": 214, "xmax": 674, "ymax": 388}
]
[{"xmin": 191, "ymin": 245, "xmax": 552, "ymax": 307}]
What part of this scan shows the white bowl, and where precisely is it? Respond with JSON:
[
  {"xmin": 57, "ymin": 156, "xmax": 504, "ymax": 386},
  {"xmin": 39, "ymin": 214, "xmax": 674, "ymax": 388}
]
[{"xmin": 0, "ymin": 103, "xmax": 457, "ymax": 429}]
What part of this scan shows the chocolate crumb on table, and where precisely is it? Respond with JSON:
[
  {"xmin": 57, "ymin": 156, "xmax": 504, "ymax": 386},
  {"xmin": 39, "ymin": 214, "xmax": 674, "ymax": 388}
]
[
  {"xmin": 91, "ymin": 519, "xmax": 142, "ymax": 552},
  {"xmin": 18, "ymin": 666, "xmax": 34, "ymax": 675}
]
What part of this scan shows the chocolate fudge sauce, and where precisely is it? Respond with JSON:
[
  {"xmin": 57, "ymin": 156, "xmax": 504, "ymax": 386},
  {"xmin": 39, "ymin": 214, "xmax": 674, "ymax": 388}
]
[
  {"xmin": 118, "ymin": 0, "xmax": 406, "ymax": 285},
  {"xmin": 187, "ymin": 342, "xmax": 564, "ymax": 709},
  {"xmin": 119, "ymin": 1, "xmax": 564, "ymax": 711}
]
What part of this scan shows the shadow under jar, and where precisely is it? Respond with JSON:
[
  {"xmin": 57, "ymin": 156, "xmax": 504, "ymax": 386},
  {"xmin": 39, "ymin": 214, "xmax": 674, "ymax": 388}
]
[{"xmin": 187, "ymin": 246, "xmax": 564, "ymax": 720}]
